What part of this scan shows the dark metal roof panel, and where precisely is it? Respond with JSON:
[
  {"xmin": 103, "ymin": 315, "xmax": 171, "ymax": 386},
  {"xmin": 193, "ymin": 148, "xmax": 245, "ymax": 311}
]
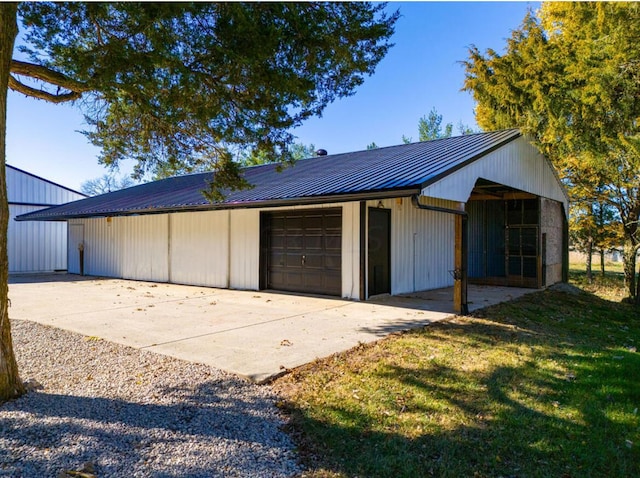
[{"xmin": 17, "ymin": 129, "xmax": 521, "ymax": 221}]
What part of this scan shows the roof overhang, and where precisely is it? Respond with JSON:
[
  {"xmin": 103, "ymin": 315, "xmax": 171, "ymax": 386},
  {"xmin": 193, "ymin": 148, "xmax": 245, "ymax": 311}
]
[{"xmin": 15, "ymin": 187, "xmax": 422, "ymax": 221}]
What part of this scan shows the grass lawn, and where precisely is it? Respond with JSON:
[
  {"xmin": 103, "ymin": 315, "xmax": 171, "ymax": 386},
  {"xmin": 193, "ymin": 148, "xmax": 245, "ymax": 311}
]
[{"xmin": 274, "ymin": 266, "xmax": 640, "ymax": 477}]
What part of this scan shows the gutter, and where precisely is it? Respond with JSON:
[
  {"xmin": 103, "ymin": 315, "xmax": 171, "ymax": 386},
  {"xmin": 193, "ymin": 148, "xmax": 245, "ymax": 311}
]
[
  {"xmin": 411, "ymin": 194, "xmax": 468, "ymax": 315},
  {"xmin": 410, "ymin": 195, "xmax": 467, "ymax": 216},
  {"xmin": 16, "ymin": 187, "xmax": 423, "ymax": 222}
]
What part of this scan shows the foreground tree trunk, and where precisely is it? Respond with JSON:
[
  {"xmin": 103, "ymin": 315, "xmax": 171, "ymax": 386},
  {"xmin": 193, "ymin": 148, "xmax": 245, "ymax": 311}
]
[
  {"xmin": 622, "ymin": 242, "xmax": 638, "ymax": 302},
  {"xmin": 0, "ymin": 3, "xmax": 24, "ymax": 402},
  {"xmin": 585, "ymin": 237, "xmax": 593, "ymax": 284},
  {"xmin": 636, "ymin": 263, "xmax": 640, "ymax": 306}
]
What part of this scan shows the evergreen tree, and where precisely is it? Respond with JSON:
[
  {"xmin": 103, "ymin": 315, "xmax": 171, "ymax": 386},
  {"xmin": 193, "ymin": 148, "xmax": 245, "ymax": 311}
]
[
  {"xmin": 464, "ymin": 2, "xmax": 640, "ymax": 302},
  {"xmin": 0, "ymin": 2, "xmax": 398, "ymax": 400}
]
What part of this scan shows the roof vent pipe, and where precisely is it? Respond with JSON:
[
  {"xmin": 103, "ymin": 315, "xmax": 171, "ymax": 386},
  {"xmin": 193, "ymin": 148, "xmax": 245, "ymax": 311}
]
[{"xmin": 315, "ymin": 149, "xmax": 328, "ymax": 156}]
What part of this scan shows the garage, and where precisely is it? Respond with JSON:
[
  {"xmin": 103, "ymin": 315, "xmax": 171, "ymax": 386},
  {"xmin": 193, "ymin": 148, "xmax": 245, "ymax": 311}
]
[
  {"xmin": 17, "ymin": 129, "xmax": 569, "ymax": 308},
  {"xmin": 260, "ymin": 208, "xmax": 342, "ymax": 296}
]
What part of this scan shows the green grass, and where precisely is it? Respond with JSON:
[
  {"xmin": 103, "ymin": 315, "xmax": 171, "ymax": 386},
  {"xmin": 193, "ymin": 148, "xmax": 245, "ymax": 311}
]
[{"xmin": 274, "ymin": 271, "xmax": 640, "ymax": 477}]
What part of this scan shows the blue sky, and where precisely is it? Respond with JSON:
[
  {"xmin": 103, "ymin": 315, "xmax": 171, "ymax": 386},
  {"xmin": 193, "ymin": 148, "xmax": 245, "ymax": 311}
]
[{"xmin": 7, "ymin": 1, "xmax": 538, "ymax": 191}]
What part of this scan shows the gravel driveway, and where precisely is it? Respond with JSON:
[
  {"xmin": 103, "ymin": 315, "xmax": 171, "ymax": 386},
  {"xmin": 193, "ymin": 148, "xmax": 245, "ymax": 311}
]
[{"xmin": 0, "ymin": 319, "xmax": 300, "ymax": 477}]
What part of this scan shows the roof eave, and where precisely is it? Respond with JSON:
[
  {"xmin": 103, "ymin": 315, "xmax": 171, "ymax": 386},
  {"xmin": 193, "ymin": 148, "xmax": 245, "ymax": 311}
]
[{"xmin": 15, "ymin": 187, "xmax": 423, "ymax": 221}]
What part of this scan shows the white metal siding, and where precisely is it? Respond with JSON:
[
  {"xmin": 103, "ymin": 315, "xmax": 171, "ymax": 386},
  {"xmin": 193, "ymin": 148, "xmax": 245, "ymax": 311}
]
[
  {"xmin": 228, "ymin": 209, "xmax": 260, "ymax": 290},
  {"xmin": 7, "ymin": 166, "xmax": 84, "ymax": 205},
  {"xmin": 8, "ymin": 205, "xmax": 68, "ymax": 272},
  {"xmin": 368, "ymin": 197, "xmax": 456, "ymax": 296},
  {"xmin": 7, "ymin": 166, "xmax": 84, "ymax": 273},
  {"xmin": 69, "ymin": 198, "xmax": 457, "ymax": 298},
  {"xmin": 120, "ymin": 215, "xmax": 169, "ymax": 282},
  {"xmin": 68, "ymin": 223, "xmax": 84, "ymax": 274},
  {"xmin": 170, "ymin": 210, "xmax": 230, "ymax": 287},
  {"xmin": 69, "ymin": 204, "xmax": 354, "ymax": 294},
  {"xmin": 341, "ymin": 202, "xmax": 360, "ymax": 299},
  {"xmin": 78, "ymin": 217, "xmax": 121, "ymax": 277},
  {"xmin": 421, "ymin": 137, "xmax": 568, "ymax": 212}
]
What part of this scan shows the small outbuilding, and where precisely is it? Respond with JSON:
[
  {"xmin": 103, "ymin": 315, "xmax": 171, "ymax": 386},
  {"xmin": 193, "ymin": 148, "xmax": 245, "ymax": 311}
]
[
  {"xmin": 7, "ymin": 164, "xmax": 86, "ymax": 273},
  {"xmin": 17, "ymin": 130, "xmax": 569, "ymax": 312}
]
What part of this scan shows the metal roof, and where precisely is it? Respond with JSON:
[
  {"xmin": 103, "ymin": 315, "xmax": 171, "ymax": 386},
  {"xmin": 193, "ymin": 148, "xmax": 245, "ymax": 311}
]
[{"xmin": 16, "ymin": 129, "xmax": 521, "ymax": 221}]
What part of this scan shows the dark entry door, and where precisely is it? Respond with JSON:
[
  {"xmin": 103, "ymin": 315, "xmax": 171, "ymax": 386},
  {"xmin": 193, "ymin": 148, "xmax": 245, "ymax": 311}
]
[
  {"xmin": 263, "ymin": 209, "xmax": 342, "ymax": 296},
  {"xmin": 368, "ymin": 208, "xmax": 391, "ymax": 296}
]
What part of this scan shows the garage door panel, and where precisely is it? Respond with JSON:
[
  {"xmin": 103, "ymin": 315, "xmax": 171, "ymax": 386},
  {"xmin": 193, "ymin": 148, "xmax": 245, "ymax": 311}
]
[
  {"xmin": 325, "ymin": 234, "xmax": 341, "ymax": 250},
  {"xmin": 303, "ymin": 274, "xmax": 324, "ymax": 288},
  {"xmin": 305, "ymin": 216, "xmax": 323, "ymax": 229},
  {"xmin": 270, "ymin": 252, "xmax": 285, "ymax": 266},
  {"xmin": 270, "ymin": 235, "xmax": 285, "ymax": 248},
  {"xmin": 264, "ymin": 208, "xmax": 342, "ymax": 296},
  {"xmin": 305, "ymin": 235, "xmax": 323, "ymax": 250},
  {"xmin": 286, "ymin": 236, "xmax": 303, "ymax": 249},
  {"xmin": 324, "ymin": 214, "xmax": 341, "ymax": 228},
  {"xmin": 285, "ymin": 255, "xmax": 302, "ymax": 268},
  {"xmin": 325, "ymin": 253, "xmax": 341, "ymax": 270},
  {"xmin": 304, "ymin": 254, "xmax": 324, "ymax": 269},
  {"xmin": 271, "ymin": 217, "xmax": 285, "ymax": 230},
  {"xmin": 286, "ymin": 216, "xmax": 304, "ymax": 229}
]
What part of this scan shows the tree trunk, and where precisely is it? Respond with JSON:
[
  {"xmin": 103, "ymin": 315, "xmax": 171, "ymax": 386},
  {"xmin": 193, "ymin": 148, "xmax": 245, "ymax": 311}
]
[
  {"xmin": 622, "ymin": 242, "xmax": 637, "ymax": 301},
  {"xmin": 636, "ymin": 260, "xmax": 640, "ymax": 306},
  {"xmin": 0, "ymin": 3, "xmax": 24, "ymax": 402},
  {"xmin": 600, "ymin": 249, "xmax": 605, "ymax": 277},
  {"xmin": 586, "ymin": 237, "xmax": 593, "ymax": 284}
]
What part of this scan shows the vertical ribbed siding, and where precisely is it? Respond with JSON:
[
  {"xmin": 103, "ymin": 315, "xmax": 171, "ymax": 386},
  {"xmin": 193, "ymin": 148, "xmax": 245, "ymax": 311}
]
[
  {"xmin": 73, "ymin": 215, "xmax": 170, "ymax": 281},
  {"xmin": 6, "ymin": 166, "xmax": 84, "ymax": 205},
  {"xmin": 229, "ymin": 209, "xmax": 260, "ymax": 290},
  {"xmin": 467, "ymin": 201, "xmax": 485, "ymax": 278},
  {"xmin": 7, "ymin": 166, "xmax": 84, "ymax": 272},
  {"xmin": 120, "ymin": 215, "xmax": 169, "ymax": 282},
  {"xmin": 341, "ymin": 202, "xmax": 360, "ymax": 299},
  {"xmin": 170, "ymin": 210, "xmax": 229, "ymax": 287},
  {"xmin": 67, "ymin": 222, "xmax": 84, "ymax": 274},
  {"xmin": 421, "ymin": 137, "xmax": 568, "ymax": 211},
  {"xmin": 8, "ymin": 205, "xmax": 68, "ymax": 272},
  {"xmin": 81, "ymin": 217, "xmax": 121, "ymax": 277},
  {"xmin": 368, "ymin": 196, "xmax": 456, "ymax": 295},
  {"xmin": 68, "ymin": 198, "xmax": 469, "ymax": 298}
]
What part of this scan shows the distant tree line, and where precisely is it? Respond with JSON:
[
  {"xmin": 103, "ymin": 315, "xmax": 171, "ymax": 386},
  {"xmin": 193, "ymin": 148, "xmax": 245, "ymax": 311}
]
[{"xmin": 366, "ymin": 107, "xmax": 476, "ymax": 150}]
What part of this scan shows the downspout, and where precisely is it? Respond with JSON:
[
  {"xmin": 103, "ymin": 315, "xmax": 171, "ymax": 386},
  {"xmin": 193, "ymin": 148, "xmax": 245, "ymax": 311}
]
[
  {"xmin": 359, "ymin": 201, "xmax": 366, "ymax": 300},
  {"xmin": 167, "ymin": 214, "xmax": 172, "ymax": 283},
  {"xmin": 227, "ymin": 209, "xmax": 231, "ymax": 289},
  {"xmin": 411, "ymin": 194, "xmax": 469, "ymax": 315}
]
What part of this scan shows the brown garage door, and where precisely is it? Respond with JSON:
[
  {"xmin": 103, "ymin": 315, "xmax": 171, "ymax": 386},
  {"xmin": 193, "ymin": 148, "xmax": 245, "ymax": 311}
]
[{"xmin": 262, "ymin": 208, "xmax": 342, "ymax": 296}]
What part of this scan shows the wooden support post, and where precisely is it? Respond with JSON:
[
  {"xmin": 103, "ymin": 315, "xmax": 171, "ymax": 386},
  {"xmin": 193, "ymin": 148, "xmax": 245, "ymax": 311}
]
[
  {"xmin": 410, "ymin": 195, "xmax": 468, "ymax": 314},
  {"xmin": 454, "ymin": 214, "xmax": 468, "ymax": 315},
  {"xmin": 461, "ymin": 215, "xmax": 468, "ymax": 314},
  {"xmin": 454, "ymin": 215, "xmax": 462, "ymax": 313}
]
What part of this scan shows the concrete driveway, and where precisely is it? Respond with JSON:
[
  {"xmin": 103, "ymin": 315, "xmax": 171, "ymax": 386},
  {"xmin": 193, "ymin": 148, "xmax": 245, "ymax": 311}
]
[{"xmin": 8, "ymin": 274, "xmax": 534, "ymax": 383}]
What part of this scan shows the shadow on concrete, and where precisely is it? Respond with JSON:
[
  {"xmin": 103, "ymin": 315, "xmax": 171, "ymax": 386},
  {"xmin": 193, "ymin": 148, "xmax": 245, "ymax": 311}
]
[{"xmin": 9, "ymin": 272, "xmax": 104, "ymax": 284}]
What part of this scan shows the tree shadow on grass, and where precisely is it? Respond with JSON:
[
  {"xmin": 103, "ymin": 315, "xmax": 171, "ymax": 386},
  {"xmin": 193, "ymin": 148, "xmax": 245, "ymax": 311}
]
[
  {"xmin": 0, "ymin": 380, "xmax": 297, "ymax": 477},
  {"xmin": 280, "ymin": 287, "xmax": 640, "ymax": 477}
]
